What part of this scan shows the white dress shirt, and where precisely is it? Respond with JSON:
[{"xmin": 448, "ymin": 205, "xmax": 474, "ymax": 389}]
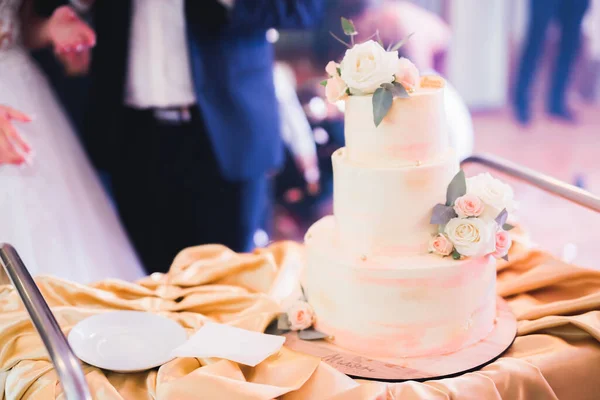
[{"xmin": 125, "ymin": 0, "xmax": 196, "ymax": 109}]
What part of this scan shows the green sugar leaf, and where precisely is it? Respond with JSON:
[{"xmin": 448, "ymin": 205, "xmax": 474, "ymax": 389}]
[
  {"xmin": 298, "ymin": 328, "xmax": 330, "ymax": 341},
  {"xmin": 277, "ymin": 313, "xmax": 291, "ymax": 330},
  {"xmin": 341, "ymin": 17, "xmax": 357, "ymax": 36},
  {"xmin": 503, "ymin": 223, "xmax": 515, "ymax": 231},
  {"xmin": 320, "ymin": 79, "xmax": 328, "ymax": 87},
  {"xmin": 495, "ymin": 209, "xmax": 508, "ymax": 226},
  {"xmin": 372, "ymin": 87, "xmax": 393, "ymax": 127},
  {"xmin": 391, "ymin": 81, "xmax": 410, "ymax": 98},
  {"xmin": 452, "ymin": 250, "xmax": 462, "ymax": 260},
  {"xmin": 446, "ymin": 170, "xmax": 467, "ymax": 206},
  {"xmin": 430, "ymin": 204, "xmax": 457, "ymax": 225}
]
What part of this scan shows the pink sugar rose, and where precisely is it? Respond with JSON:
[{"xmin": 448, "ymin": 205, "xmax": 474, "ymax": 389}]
[
  {"xmin": 396, "ymin": 57, "xmax": 420, "ymax": 91},
  {"xmin": 454, "ymin": 194, "xmax": 485, "ymax": 218},
  {"xmin": 325, "ymin": 75, "xmax": 348, "ymax": 104},
  {"xmin": 286, "ymin": 301, "xmax": 315, "ymax": 331},
  {"xmin": 492, "ymin": 230, "xmax": 512, "ymax": 259},
  {"xmin": 325, "ymin": 61, "xmax": 339, "ymax": 77},
  {"xmin": 428, "ymin": 233, "xmax": 454, "ymax": 256}
]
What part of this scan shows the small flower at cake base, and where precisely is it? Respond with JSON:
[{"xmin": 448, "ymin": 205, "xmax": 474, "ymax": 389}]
[
  {"xmin": 467, "ymin": 173, "xmax": 516, "ymax": 221},
  {"xmin": 340, "ymin": 40, "xmax": 398, "ymax": 94},
  {"xmin": 428, "ymin": 233, "xmax": 454, "ymax": 256},
  {"xmin": 396, "ymin": 57, "xmax": 420, "ymax": 92},
  {"xmin": 492, "ymin": 229, "xmax": 512, "ymax": 260},
  {"xmin": 454, "ymin": 194, "xmax": 485, "ymax": 218},
  {"xmin": 444, "ymin": 217, "xmax": 496, "ymax": 258},
  {"xmin": 286, "ymin": 301, "xmax": 315, "ymax": 331},
  {"xmin": 325, "ymin": 61, "xmax": 340, "ymax": 77},
  {"xmin": 325, "ymin": 75, "xmax": 348, "ymax": 103}
]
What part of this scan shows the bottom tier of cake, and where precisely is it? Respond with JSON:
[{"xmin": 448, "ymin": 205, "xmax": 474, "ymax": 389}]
[{"xmin": 304, "ymin": 216, "xmax": 497, "ymax": 358}]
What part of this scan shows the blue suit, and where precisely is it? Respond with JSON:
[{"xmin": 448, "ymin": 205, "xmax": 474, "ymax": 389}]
[
  {"xmin": 81, "ymin": 0, "xmax": 324, "ymax": 272},
  {"xmin": 86, "ymin": 0, "xmax": 323, "ymax": 180}
]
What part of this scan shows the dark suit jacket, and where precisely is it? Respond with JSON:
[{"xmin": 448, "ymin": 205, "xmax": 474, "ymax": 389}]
[{"xmin": 83, "ymin": 0, "xmax": 324, "ymax": 181}]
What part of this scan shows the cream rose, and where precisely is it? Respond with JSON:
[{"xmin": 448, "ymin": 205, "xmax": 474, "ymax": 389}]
[
  {"xmin": 396, "ymin": 57, "xmax": 420, "ymax": 91},
  {"xmin": 325, "ymin": 75, "xmax": 348, "ymax": 103},
  {"xmin": 325, "ymin": 61, "xmax": 339, "ymax": 77},
  {"xmin": 444, "ymin": 217, "xmax": 496, "ymax": 257},
  {"xmin": 467, "ymin": 173, "xmax": 516, "ymax": 220},
  {"xmin": 428, "ymin": 233, "xmax": 454, "ymax": 256},
  {"xmin": 492, "ymin": 229, "xmax": 512, "ymax": 259},
  {"xmin": 454, "ymin": 194, "xmax": 485, "ymax": 218},
  {"xmin": 339, "ymin": 40, "xmax": 398, "ymax": 94},
  {"xmin": 286, "ymin": 301, "xmax": 315, "ymax": 331}
]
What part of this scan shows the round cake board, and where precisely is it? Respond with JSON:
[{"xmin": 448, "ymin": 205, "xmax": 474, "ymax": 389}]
[{"xmin": 283, "ymin": 296, "xmax": 516, "ymax": 382}]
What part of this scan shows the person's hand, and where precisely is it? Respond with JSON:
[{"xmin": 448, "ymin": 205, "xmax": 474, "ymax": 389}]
[
  {"xmin": 56, "ymin": 47, "xmax": 91, "ymax": 76},
  {"xmin": 0, "ymin": 106, "xmax": 32, "ymax": 166},
  {"xmin": 48, "ymin": 6, "xmax": 95, "ymax": 75},
  {"xmin": 295, "ymin": 155, "xmax": 321, "ymax": 195}
]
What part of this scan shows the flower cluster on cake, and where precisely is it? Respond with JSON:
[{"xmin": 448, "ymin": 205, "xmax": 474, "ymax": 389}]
[
  {"xmin": 429, "ymin": 170, "xmax": 516, "ymax": 261},
  {"xmin": 321, "ymin": 18, "xmax": 438, "ymax": 126}
]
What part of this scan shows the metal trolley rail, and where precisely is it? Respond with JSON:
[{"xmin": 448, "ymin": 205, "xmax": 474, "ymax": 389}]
[{"xmin": 1, "ymin": 154, "xmax": 599, "ymax": 400}]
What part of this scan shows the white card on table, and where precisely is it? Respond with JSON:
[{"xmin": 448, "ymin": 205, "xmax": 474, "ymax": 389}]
[{"xmin": 169, "ymin": 322, "xmax": 286, "ymax": 367}]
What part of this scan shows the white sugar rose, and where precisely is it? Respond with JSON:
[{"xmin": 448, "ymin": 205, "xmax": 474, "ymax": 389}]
[
  {"xmin": 340, "ymin": 40, "xmax": 398, "ymax": 94},
  {"xmin": 286, "ymin": 301, "xmax": 315, "ymax": 331},
  {"xmin": 444, "ymin": 217, "xmax": 496, "ymax": 257},
  {"xmin": 396, "ymin": 57, "xmax": 420, "ymax": 91},
  {"xmin": 467, "ymin": 173, "xmax": 516, "ymax": 220},
  {"xmin": 429, "ymin": 233, "xmax": 454, "ymax": 256}
]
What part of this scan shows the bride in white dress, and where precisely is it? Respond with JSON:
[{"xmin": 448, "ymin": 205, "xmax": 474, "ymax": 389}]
[{"xmin": 0, "ymin": 0, "xmax": 145, "ymax": 283}]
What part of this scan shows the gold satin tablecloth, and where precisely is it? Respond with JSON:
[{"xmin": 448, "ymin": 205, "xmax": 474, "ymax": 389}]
[{"xmin": 1, "ymin": 239, "xmax": 599, "ymax": 399}]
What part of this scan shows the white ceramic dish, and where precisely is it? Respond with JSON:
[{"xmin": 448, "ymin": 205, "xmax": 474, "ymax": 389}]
[{"xmin": 68, "ymin": 310, "xmax": 188, "ymax": 373}]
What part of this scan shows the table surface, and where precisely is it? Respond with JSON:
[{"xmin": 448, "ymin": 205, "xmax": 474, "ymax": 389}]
[{"xmin": 0, "ymin": 238, "xmax": 598, "ymax": 399}]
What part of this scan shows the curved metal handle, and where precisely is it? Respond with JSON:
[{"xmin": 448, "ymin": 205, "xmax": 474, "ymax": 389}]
[
  {"xmin": 461, "ymin": 153, "xmax": 600, "ymax": 213},
  {"xmin": 0, "ymin": 244, "xmax": 92, "ymax": 400}
]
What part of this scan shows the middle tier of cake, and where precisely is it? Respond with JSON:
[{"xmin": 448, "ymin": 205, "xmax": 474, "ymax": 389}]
[{"xmin": 333, "ymin": 146, "xmax": 458, "ymax": 257}]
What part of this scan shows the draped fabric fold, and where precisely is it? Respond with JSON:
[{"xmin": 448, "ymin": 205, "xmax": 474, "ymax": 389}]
[{"xmin": 1, "ymin": 239, "xmax": 599, "ymax": 399}]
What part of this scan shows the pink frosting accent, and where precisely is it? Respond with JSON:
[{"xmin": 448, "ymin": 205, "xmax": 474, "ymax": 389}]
[
  {"xmin": 354, "ymin": 256, "xmax": 490, "ymax": 287},
  {"xmin": 387, "ymin": 142, "xmax": 434, "ymax": 161},
  {"xmin": 315, "ymin": 299, "xmax": 496, "ymax": 358}
]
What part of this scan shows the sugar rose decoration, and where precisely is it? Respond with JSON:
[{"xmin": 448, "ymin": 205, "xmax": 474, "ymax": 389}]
[
  {"xmin": 430, "ymin": 170, "xmax": 515, "ymax": 261},
  {"xmin": 286, "ymin": 301, "xmax": 315, "ymax": 331},
  {"xmin": 275, "ymin": 288, "xmax": 330, "ymax": 341},
  {"xmin": 321, "ymin": 17, "xmax": 423, "ymax": 127},
  {"xmin": 444, "ymin": 217, "xmax": 495, "ymax": 258},
  {"xmin": 429, "ymin": 233, "xmax": 453, "ymax": 256}
]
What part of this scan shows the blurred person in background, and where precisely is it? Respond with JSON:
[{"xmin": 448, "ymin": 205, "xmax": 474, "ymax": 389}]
[
  {"xmin": 0, "ymin": 2, "xmax": 144, "ymax": 283},
  {"xmin": 53, "ymin": 0, "xmax": 324, "ymax": 274},
  {"xmin": 581, "ymin": 0, "xmax": 600, "ymax": 102},
  {"xmin": 514, "ymin": 0, "xmax": 590, "ymax": 124},
  {"xmin": 270, "ymin": 62, "xmax": 321, "ymax": 240}
]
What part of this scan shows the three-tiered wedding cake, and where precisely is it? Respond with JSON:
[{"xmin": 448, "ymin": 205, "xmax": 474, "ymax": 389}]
[{"xmin": 300, "ymin": 34, "xmax": 515, "ymax": 358}]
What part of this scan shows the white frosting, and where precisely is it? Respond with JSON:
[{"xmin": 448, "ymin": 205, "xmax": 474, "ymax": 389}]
[
  {"xmin": 304, "ymin": 217, "xmax": 497, "ymax": 358},
  {"xmin": 344, "ymin": 88, "xmax": 448, "ymax": 166},
  {"xmin": 333, "ymin": 147, "xmax": 458, "ymax": 256},
  {"xmin": 303, "ymin": 82, "xmax": 497, "ymax": 358}
]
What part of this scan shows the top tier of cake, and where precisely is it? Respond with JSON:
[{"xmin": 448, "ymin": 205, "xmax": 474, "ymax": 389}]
[{"xmin": 344, "ymin": 86, "xmax": 448, "ymax": 166}]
